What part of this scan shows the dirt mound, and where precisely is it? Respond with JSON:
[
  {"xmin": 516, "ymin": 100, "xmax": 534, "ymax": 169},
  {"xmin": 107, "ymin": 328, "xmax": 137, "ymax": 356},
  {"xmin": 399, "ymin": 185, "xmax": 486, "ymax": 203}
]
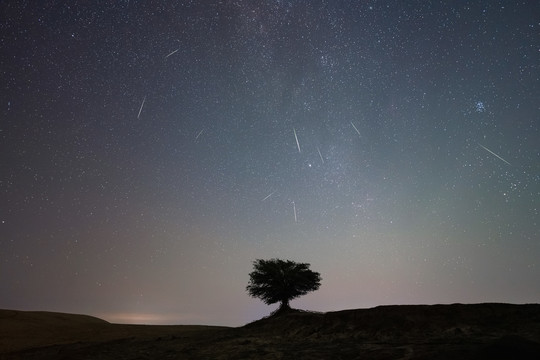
[
  {"xmin": 246, "ymin": 303, "xmax": 540, "ymax": 337},
  {"xmin": 241, "ymin": 303, "xmax": 540, "ymax": 356}
]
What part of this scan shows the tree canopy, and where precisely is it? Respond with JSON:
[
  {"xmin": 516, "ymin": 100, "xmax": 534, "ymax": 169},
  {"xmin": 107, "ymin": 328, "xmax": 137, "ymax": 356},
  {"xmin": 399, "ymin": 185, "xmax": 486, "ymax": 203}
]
[{"xmin": 246, "ymin": 258, "xmax": 321, "ymax": 312}]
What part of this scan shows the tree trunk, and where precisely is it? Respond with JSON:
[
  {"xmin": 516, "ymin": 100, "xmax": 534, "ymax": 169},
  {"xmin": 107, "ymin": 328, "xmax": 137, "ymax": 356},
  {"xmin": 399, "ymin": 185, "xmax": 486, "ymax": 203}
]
[
  {"xmin": 279, "ymin": 300, "xmax": 291, "ymax": 311},
  {"xmin": 271, "ymin": 300, "xmax": 292, "ymax": 316}
]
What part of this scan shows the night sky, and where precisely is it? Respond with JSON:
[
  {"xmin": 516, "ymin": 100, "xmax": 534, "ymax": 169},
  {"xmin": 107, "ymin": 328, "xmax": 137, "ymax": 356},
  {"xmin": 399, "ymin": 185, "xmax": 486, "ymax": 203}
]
[{"xmin": 1, "ymin": 1, "xmax": 539, "ymax": 326}]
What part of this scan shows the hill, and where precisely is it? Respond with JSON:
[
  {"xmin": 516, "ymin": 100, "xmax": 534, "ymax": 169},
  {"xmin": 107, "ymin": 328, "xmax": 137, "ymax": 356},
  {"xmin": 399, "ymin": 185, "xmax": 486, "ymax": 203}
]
[
  {"xmin": 0, "ymin": 309, "xmax": 226, "ymax": 358},
  {"xmin": 1, "ymin": 303, "xmax": 540, "ymax": 359}
]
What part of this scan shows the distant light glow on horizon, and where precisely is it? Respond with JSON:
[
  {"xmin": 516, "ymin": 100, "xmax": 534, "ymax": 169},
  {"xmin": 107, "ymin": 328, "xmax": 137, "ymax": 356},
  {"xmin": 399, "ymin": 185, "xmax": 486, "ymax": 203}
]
[{"xmin": 98, "ymin": 312, "xmax": 202, "ymax": 325}]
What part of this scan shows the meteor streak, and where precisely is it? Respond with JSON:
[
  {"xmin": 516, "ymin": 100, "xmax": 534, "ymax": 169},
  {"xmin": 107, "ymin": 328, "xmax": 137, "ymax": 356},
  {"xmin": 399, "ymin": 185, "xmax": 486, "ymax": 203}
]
[
  {"xmin": 317, "ymin": 147, "xmax": 324, "ymax": 163},
  {"xmin": 478, "ymin": 143, "xmax": 511, "ymax": 166},
  {"xmin": 351, "ymin": 122, "xmax": 361, "ymax": 136},
  {"xmin": 293, "ymin": 128, "xmax": 301, "ymax": 153},
  {"xmin": 137, "ymin": 96, "xmax": 146, "ymax": 119},
  {"xmin": 261, "ymin": 191, "xmax": 275, "ymax": 201},
  {"xmin": 292, "ymin": 201, "xmax": 297, "ymax": 222},
  {"xmin": 195, "ymin": 129, "xmax": 204, "ymax": 140},
  {"xmin": 165, "ymin": 48, "xmax": 179, "ymax": 58}
]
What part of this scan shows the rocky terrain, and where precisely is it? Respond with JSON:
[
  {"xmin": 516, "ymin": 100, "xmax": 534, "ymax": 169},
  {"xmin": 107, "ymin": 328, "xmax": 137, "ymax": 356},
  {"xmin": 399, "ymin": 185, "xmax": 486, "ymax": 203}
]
[{"xmin": 2, "ymin": 303, "xmax": 540, "ymax": 359}]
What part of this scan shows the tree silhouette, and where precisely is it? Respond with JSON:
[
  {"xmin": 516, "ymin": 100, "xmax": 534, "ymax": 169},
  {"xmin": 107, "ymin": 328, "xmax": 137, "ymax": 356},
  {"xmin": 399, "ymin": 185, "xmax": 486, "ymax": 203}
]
[{"xmin": 246, "ymin": 259, "xmax": 321, "ymax": 313}]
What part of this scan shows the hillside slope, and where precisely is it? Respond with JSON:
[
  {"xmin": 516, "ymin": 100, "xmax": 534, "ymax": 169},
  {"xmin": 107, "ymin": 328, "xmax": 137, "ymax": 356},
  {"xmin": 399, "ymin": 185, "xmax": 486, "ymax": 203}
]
[{"xmin": 2, "ymin": 304, "xmax": 540, "ymax": 359}]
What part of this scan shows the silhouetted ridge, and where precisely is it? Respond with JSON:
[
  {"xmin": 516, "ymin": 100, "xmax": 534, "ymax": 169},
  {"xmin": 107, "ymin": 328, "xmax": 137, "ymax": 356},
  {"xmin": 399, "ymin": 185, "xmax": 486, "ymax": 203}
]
[{"xmin": 244, "ymin": 303, "xmax": 540, "ymax": 340}]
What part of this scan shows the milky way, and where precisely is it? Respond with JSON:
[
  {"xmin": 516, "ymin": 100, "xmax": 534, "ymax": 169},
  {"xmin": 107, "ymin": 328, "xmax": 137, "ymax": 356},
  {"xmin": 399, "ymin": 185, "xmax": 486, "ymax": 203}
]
[{"xmin": 1, "ymin": 1, "xmax": 539, "ymax": 326}]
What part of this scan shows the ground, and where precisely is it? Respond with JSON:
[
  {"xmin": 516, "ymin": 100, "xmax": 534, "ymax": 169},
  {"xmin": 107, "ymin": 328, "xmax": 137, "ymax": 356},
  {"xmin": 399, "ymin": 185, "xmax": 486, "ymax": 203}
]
[{"xmin": 1, "ymin": 304, "xmax": 540, "ymax": 359}]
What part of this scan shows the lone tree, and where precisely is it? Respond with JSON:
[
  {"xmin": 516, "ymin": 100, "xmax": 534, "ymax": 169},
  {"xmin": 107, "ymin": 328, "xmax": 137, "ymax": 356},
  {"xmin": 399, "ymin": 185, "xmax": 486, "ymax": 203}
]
[{"xmin": 246, "ymin": 259, "xmax": 321, "ymax": 313}]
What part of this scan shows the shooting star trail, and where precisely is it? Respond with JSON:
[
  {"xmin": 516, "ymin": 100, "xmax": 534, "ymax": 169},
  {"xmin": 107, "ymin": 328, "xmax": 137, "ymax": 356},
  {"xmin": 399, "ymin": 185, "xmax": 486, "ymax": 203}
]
[
  {"xmin": 195, "ymin": 129, "xmax": 204, "ymax": 140},
  {"xmin": 261, "ymin": 191, "xmax": 275, "ymax": 202},
  {"xmin": 165, "ymin": 48, "xmax": 179, "ymax": 58},
  {"xmin": 478, "ymin": 143, "xmax": 511, "ymax": 166},
  {"xmin": 293, "ymin": 128, "xmax": 301, "ymax": 153},
  {"xmin": 292, "ymin": 201, "xmax": 297, "ymax": 222},
  {"xmin": 351, "ymin": 122, "xmax": 361, "ymax": 137},
  {"xmin": 317, "ymin": 147, "xmax": 324, "ymax": 163},
  {"xmin": 137, "ymin": 96, "xmax": 146, "ymax": 119}
]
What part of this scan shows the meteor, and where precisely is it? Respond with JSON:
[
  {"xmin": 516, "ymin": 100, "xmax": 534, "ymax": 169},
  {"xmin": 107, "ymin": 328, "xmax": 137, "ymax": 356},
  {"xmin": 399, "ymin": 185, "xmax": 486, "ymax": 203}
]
[
  {"xmin": 165, "ymin": 48, "xmax": 179, "ymax": 58},
  {"xmin": 293, "ymin": 128, "xmax": 301, "ymax": 153},
  {"xmin": 478, "ymin": 143, "xmax": 511, "ymax": 166},
  {"xmin": 261, "ymin": 191, "xmax": 275, "ymax": 202},
  {"xmin": 351, "ymin": 122, "xmax": 361, "ymax": 137},
  {"xmin": 317, "ymin": 147, "xmax": 324, "ymax": 163},
  {"xmin": 137, "ymin": 96, "xmax": 146, "ymax": 119},
  {"xmin": 195, "ymin": 129, "xmax": 204, "ymax": 140}
]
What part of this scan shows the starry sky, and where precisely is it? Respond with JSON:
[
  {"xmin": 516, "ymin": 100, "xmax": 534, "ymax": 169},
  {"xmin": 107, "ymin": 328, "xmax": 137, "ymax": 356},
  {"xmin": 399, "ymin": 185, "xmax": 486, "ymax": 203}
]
[{"xmin": 1, "ymin": 1, "xmax": 539, "ymax": 326}]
